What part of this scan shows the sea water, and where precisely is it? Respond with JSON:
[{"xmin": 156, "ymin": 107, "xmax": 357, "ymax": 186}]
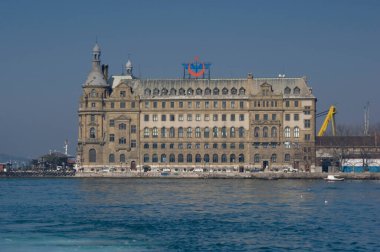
[{"xmin": 0, "ymin": 178, "xmax": 379, "ymax": 251}]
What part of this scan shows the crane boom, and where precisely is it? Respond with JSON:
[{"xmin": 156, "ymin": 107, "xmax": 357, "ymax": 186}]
[{"xmin": 318, "ymin": 106, "xmax": 336, "ymax": 136}]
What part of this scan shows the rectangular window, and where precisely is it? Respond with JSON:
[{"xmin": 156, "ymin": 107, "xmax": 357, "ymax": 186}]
[
  {"xmin": 195, "ymin": 143, "xmax": 200, "ymax": 149},
  {"xmin": 144, "ymin": 115, "xmax": 149, "ymax": 121},
  {"xmin": 120, "ymin": 91, "xmax": 126, "ymax": 97},
  {"xmin": 285, "ymin": 101, "xmax": 290, "ymax": 107},
  {"xmin": 213, "ymin": 114, "xmax": 218, "ymax": 121},
  {"xmin": 187, "ymin": 143, "xmax": 192, "ymax": 149},
  {"xmin": 222, "ymin": 143, "xmax": 227, "ymax": 149},
  {"xmin": 170, "ymin": 101, "xmax": 174, "ymax": 108},
  {"xmin": 178, "ymin": 143, "xmax": 183, "ymax": 149},
  {"xmin": 304, "ymin": 106, "xmax": 311, "ymax": 115},
  {"xmin": 222, "ymin": 115, "xmax": 227, "ymax": 121},
  {"xmin": 131, "ymin": 125, "xmax": 136, "ymax": 133},
  {"xmin": 204, "ymin": 114, "xmax": 209, "ymax": 121},
  {"xmin": 305, "ymin": 134, "xmax": 311, "ymax": 141},
  {"xmin": 187, "ymin": 114, "xmax": 192, "ymax": 121},
  {"xmin": 230, "ymin": 143, "xmax": 235, "ymax": 149},
  {"xmin": 205, "ymin": 101, "xmax": 210, "ymax": 108},
  {"xmin": 263, "ymin": 114, "xmax": 268, "ymax": 121},
  {"xmin": 214, "ymin": 101, "xmax": 218, "ymax": 108},
  {"xmin": 145, "ymin": 101, "xmax": 150, "ymax": 108},
  {"xmin": 179, "ymin": 114, "xmax": 184, "ymax": 121},
  {"xmin": 111, "ymin": 102, "xmax": 115, "ymax": 108},
  {"xmin": 304, "ymin": 119, "xmax": 311, "ymax": 128},
  {"xmin": 231, "ymin": 114, "xmax": 235, "ymax": 121},
  {"xmin": 91, "ymin": 102, "xmax": 96, "ymax": 108},
  {"xmin": 213, "ymin": 143, "xmax": 218, "ymax": 149},
  {"xmin": 170, "ymin": 143, "xmax": 174, "ymax": 149},
  {"xmin": 109, "ymin": 134, "xmax": 114, "ymax": 142},
  {"xmin": 153, "ymin": 143, "xmax": 158, "ymax": 149},
  {"xmin": 109, "ymin": 120, "xmax": 115, "ymax": 127},
  {"xmin": 120, "ymin": 102, "xmax": 126, "ymax": 108},
  {"xmin": 90, "ymin": 115, "xmax": 95, "ymax": 122},
  {"xmin": 239, "ymin": 114, "xmax": 245, "ymax": 121},
  {"xmin": 196, "ymin": 114, "xmax": 201, "ymax": 121},
  {"xmin": 179, "ymin": 101, "xmax": 183, "ymax": 108},
  {"xmin": 162, "ymin": 101, "xmax": 166, "ymax": 108},
  {"xmin": 153, "ymin": 101, "xmax": 157, "ymax": 108},
  {"xmin": 131, "ymin": 140, "xmax": 136, "ymax": 148},
  {"xmin": 294, "ymin": 101, "xmax": 299, "ymax": 107},
  {"xmin": 170, "ymin": 115, "xmax": 175, "ymax": 121},
  {"xmin": 161, "ymin": 114, "xmax": 166, "ymax": 121},
  {"xmin": 222, "ymin": 101, "xmax": 227, "ymax": 108},
  {"xmin": 196, "ymin": 101, "xmax": 200, "ymax": 108},
  {"xmin": 188, "ymin": 101, "xmax": 192, "ymax": 108},
  {"xmin": 231, "ymin": 101, "xmax": 235, "ymax": 108},
  {"xmin": 204, "ymin": 143, "xmax": 209, "ymax": 149},
  {"xmin": 255, "ymin": 114, "xmax": 259, "ymax": 121},
  {"xmin": 240, "ymin": 101, "xmax": 244, "ymax": 108},
  {"xmin": 161, "ymin": 143, "xmax": 166, "ymax": 149},
  {"xmin": 285, "ymin": 114, "xmax": 290, "ymax": 121},
  {"xmin": 272, "ymin": 114, "xmax": 276, "ymax": 121},
  {"xmin": 153, "ymin": 114, "xmax": 158, "ymax": 121},
  {"xmin": 294, "ymin": 114, "xmax": 299, "ymax": 121},
  {"xmin": 131, "ymin": 101, "xmax": 135, "ymax": 108}
]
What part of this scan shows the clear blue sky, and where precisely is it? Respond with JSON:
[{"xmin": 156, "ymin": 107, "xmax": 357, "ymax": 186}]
[{"xmin": 0, "ymin": 0, "xmax": 379, "ymax": 158}]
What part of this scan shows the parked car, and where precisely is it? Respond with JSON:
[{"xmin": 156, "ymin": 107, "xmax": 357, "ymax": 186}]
[{"xmin": 283, "ymin": 167, "xmax": 298, "ymax": 173}]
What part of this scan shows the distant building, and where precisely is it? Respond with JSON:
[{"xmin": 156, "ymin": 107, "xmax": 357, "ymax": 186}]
[{"xmin": 77, "ymin": 44, "xmax": 316, "ymax": 172}]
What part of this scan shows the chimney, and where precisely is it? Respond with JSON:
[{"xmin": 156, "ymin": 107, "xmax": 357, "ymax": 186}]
[{"xmin": 102, "ymin": 64, "xmax": 109, "ymax": 80}]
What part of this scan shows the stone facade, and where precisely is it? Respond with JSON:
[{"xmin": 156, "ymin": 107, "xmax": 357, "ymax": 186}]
[{"xmin": 77, "ymin": 44, "xmax": 317, "ymax": 172}]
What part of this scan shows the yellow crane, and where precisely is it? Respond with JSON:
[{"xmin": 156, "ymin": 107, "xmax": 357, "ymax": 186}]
[{"xmin": 317, "ymin": 105, "xmax": 337, "ymax": 136}]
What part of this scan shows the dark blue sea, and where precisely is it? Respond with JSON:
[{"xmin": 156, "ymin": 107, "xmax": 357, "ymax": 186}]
[{"xmin": 1, "ymin": 178, "xmax": 379, "ymax": 251}]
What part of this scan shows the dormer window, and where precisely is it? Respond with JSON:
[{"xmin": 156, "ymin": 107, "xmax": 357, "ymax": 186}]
[
  {"xmin": 120, "ymin": 91, "xmax": 126, "ymax": 97},
  {"xmin": 153, "ymin": 88, "xmax": 160, "ymax": 96},
  {"xmin": 239, "ymin": 87, "xmax": 246, "ymax": 95},
  {"xmin": 205, "ymin": 88, "xmax": 211, "ymax": 95},
  {"xmin": 284, "ymin": 87, "xmax": 291, "ymax": 94},
  {"xmin": 293, "ymin": 87, "xmax": 300, "ymax": 94},
  {"xmin": 213, "ymin": 88, "xmax": 219, "ymax": 95},
  {"xmin": 179, "ymin": 88, "xmax": 185, "ymax": 95},
  {"xmin": 161, "ymin": 88, "xmax": 168, "ymax": 96},
  {"xmin": 187, "ymin": 88, "xmax": 194, "ymax": 95},
  {"xmin": 144, "ymin": 88, "xmax": 151, "ymax": 95},
  {"xmin": 196, "ymin": 88, "xmax": 202, "ymax": 95},
  {"xmin": 222, "ymin": 88, "xmax": 228, "ymax": 95},
  {"xmin": 231, "ymin": 88, "xmax": 237, "ymax": 95},
  {"xmin": 170, "ymin": 88, "xmax": 176, "ymax": 95},
  {"xmin": 90, "ymin": 89, "xmax": 97, "ymax": 97}
]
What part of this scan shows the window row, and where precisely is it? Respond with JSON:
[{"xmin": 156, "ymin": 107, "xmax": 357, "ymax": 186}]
[
  {"xmin": 284, "ymin": 86, "xmax": 300, "ymax": 95},
  {"xmin": 253, "ymin": 127, "xmax": 278, "ymax": 138},
  {"xmin": 253, "ymin": 153, "xmax": 291, "ymax": 163},
  {"xmin": 143, "ymin": 142, "xmax": 245, "ymax": 150},
  {"xmin": 143, "ymin": 127, "xmax": 246, "ymax": 138},
  {"xmin": 145, "ymin": 100, "xmax": 245, "ymax": 109},
  {"xmin": 144, "ymin": 113, "xmax": 245, "ymax": 122},
  {"xmin": 144, "ymin": 87, "xmax": 246, "ymax": 96},
  {"xmin": 143, "ymin": 153, "xmax": 245, "ymax": 163}
]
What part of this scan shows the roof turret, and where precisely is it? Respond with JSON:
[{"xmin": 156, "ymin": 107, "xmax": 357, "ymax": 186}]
[{"xmin": 83, "ymin": 43, "xmax": 108, "ymax": 87}]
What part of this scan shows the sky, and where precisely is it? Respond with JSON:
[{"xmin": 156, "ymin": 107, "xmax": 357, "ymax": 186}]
[{"xmin": 0, "ymin": 0, "xmax": 379, "ymax": 158}]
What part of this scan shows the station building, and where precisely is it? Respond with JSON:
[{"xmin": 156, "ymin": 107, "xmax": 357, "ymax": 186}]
[{"xmin": 77, "ymin": 44, "xmax": 316, "ymax": 172}]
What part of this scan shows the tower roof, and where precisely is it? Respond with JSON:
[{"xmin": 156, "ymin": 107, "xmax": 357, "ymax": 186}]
[{"xmin": 83, "ymin": 43, "xmax": 108, "ymax": 87}]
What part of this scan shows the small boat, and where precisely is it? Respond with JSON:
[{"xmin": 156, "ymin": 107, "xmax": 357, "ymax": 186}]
[{"xmin": 324, "ymin": 175, "xmax": 344, "ymax": 181}]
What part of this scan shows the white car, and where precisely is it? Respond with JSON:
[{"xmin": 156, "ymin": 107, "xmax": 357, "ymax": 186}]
[{"xmin": 283, "ymin": 168, "xmax": 298, "ymax": 173}]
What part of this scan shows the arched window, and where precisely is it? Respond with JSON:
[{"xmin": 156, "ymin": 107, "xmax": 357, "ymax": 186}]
[
  {"xmin": 294, "ymin": 126, "xmax": 300, "ymax": 138},
  {"xmin": 239, "ymin": 127, "xmax": 245, "ymax": 138},
  {"xmin": 143, "ymin": 154, "xmax": 149, "ymax": 162},
  {"xmin": 144, "ymin": 127, "xmax": 150, "ymax": 138},
  {"xmin": 231, "ymin": 87, "xmax": 237, "ymax": 95},
  {"xmin": 293, "ymin": 87, "xmax": 300, "ymax": 94},
  {"xmin": 271, "ymin": 127, "xmax": 277, "ymax": 138},
  {"xmin": 153, "ymin": 88, "xmax": 160, "ymax": 95},
  {"xmin": 161, "ymin": 154, "xmax": 166, "ymax": 162},
  {"xmin": 187, "ymin": 154, "xmax": 192, "ymax": 163},
  {"xmin": 230, "ymin": 127, "xmax": 236, "ymax": 138},
  {"xmin": 161, "ymin": 127, "xmax": 167, "ymax": 138},
  {"xmin": 239, "ymin": 87, "xmax": 246, "ymax": 95},
  {"xmin": 144, "ymin": 88, "xmax": 151, "ymax": 95},
  {"xmin": 109, "ymin": 154, "xmax": 115, "ymax": 163},
  {"xmin": 178, "ymin": 154, "xmax": 184, "ymax": 163},
  {"xmin": 152, "ymin": 154, "xmax": 158, "ymax": 163},
  {"xmin": 89, "ymin": 149, "xmax": 96, "ymax": 163},
  {"xmin": 285, "ymin": 154, "xmax": 291, "ymax": 162},
  {"xmin": 144, "ymin": 143, "xmax": 149, "ymax": 149},
  {"xmin": 178, "ymin": 127, "xmax": 184, "ymax": 138},
  {"xmin": 239, "ymin": 154, "xmax": 244, "ymax": 163},
  {"xmin": 187, "ymin": 88, "xmax": 194, "ymax": 95},
  {"xmin": 230, "ymin": 154, "xmax": 236, "ymax": 163},
  {"xmin": 221, "ymin": 127, "xmax": 227, "ymax": 138},
  {"xmin": 284, "ymin": 127, "xmax": 291, "ymax": 138},
  {"xmin": 263, "ymin": 127, "xmax": 269, "ymax": 138},
  {"xmin": 170, "ymin": 88, "xmax": 176, "ymax": 95},
  {"xmin": 213, "ymin": 87, "xmax": 219, "ymax": 95},
  {"xmin": 195, "ymin": 154, "xmax": 202, "ymax": 163},
  {"xmin": 89, "ymin": 127, "xmax": 96, "ymax": 139},
  {"xmin": 213, "ymin": 127, "xmax": 218, "ymax": 137},
  {"xmin": 169, "ymin": 127, "xmax": 175, "ymax": 138},
  {"xmin": 222, "ymin": 88, "xmax": 228, "ymax": 95},
  {"xmin": 196, "ymin": 88, "xmax": 202, "ymax": 95},
  {"xmin": 169, "ymin": 154, "xmax": 175, "ymax": 162},
  {"xmin": 205, "ymin": 88, "xmax": 211, "ymax": 95},
  {"xmin": 161, "ymin": 88, "xmax": 168, "ymax": 95},
  {"xmin": 213, "ymin": 154, "xmax": 218, "ymax": 163},
  {"xmin": 271, "ymin": 154, "xmax": 277, "ymax": 163},
  {"xmin": 221, "ymin": 154, "xmax": 227, "ymax": 163},
  {"xmin": 120, "ymin": 154, "xmax": 126, "ymax": 163},
  {"xmin": 204, "ymin": 154, "xmax": 210, "ymax": 163},
  {"xmin": 187, "ymin": 127, "xmax": 192, "ymax": 138},
  {"xmin": 152, "ymin": 127, "xmax": 158, "ymax": 138},
  {"xmin": 254, "ymin": 127, "xmax": 260, "ymax": 138},
  {"xmin": 284, "ymin": 87, "xmax": 291, "ymax": 94},
  {"xmin": 195, "ymin": 127, "xmax": 201, "ymax": 138},
  {"xmin": 204, "ymin": 127, "xmax": 210, "ymax": 138},
  {"xmin": 179, "ymin": 88, "xmax": 185, "ymax": 95},
  {"xmin": 254, "ymin": 154, "xmax": 260, "ymax": 163}
]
